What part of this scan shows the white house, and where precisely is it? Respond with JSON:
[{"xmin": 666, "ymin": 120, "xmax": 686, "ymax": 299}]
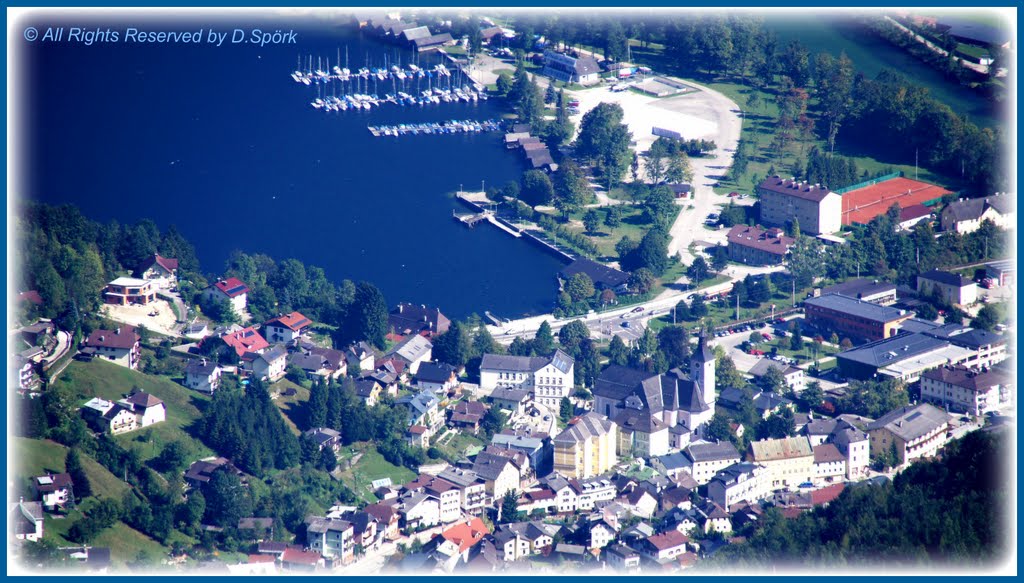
[
  {"xmin": 921, "ymin": 365, "xmax": 1011, "ymax": 416},
  {"xmin": 250, "ymin": 345, "xmax": 288, "ymax": 382},
  {"xmin": 866, "ymin": 404, "xmax": 949, "ymax": 466},
  {"xmin": 706, "ymin": 462, "xmax": 771, "ymax": 509},
  {"xmin": 119, "ymin": 391, "xmax": 167, "ymax": 428},
  {"xmin": 305, "ymin": 517, "xmax": 354, "ymax": 564},
  {"xmin": 83, "ymin": 326, "xmax": 141, "ymax": 370},
  {"xmin": 684, "ymin": 442, "xmax": 742, "ymax": 485},
  {"xmin": 812, "ymin": 444, "xmax": 847, "ymax": 484},
  {"xmin": 480, "ymin": 350, "xmax": 575, "ymax": 409},
  {"xmin": 917, "ymin": 270, "xmax": 978, "ymax": 306},
  {"xmin": 33, "ymin": 473, "xmax": 74, "ymax": 511},
  {"xmin": 264, "ymin": 311, "xmax": 312, "ymax": 344},
  {"xmin": 10, "ymin": 500, "xmax": 44, "ymax": 541},
  {"xmin": 184, "ymin": 359, "xmax": 221, "ymax": 394},
  {"xmin": 133, "ymin": 253, "xmax": 179, "ymax": 289},
  {"xmin": 81, "ymin": 398, "xmax": 139, "ymax": 435},
  {"xmin": 384, "ymin": 334, "xmax": 433, "ymax": 375},
  {"xmin": 203, "ymin": 277, "xmax": 250, "ymax": 316},
  {"xmin": 637, "ymin": 530, "xmax": 690, "ymax": 563}
]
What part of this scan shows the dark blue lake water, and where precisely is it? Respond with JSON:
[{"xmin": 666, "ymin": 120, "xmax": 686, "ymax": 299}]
[{"xmin": 22, "ymin": 17, "xmax": 564, "ymax": 320}]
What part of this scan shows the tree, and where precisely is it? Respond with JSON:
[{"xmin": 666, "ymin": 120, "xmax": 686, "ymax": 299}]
[
  {"xmin": 756, "ymin": 408, "xmax": 795, "ymax": 440},
  {"xmin": 308, "ymin": 378, "xmax": 329, "ymax": 429},
  {"xmin": 433, "ymin": 321, "xmax": 473, "ymax": 367},
  {"xmin": 972, "ymin": 303, "xmax": 1006, "ymax": 331},
  {"xmin": 706, "ymin": 413, "xmax": 735, "ymax": 444},
  {"xmin": 789, "ymin": 320, "xmax": 805, "ymax": 351},
  {"xmin": 628, "ymin": 268, "xmax": 656, "ymax": 295},
  {"xmin": 509, "ymin": 336, "xmax": 533, "ymax": 357},
  {"xmin": 690, "ymin": 293, "xmax": 708, "ymax": 317},
  {"xmin": 564, "ymin": 273, "xmax": 596, "ymax": 303},
  {"xmin": 604, "ymin": 20, "xmax": 629, "ymax": 62},
  {"xmin": 785, "ymin": 236, "xmax": 825, "ymax": 289},
  {"xmin": 496, "ymin": 71, "xmax": 514, "ymax": 96},
  {"xmin": 657, "ymin": 325, "xmax": 690, "ymax": 369},
  {"xmin": 605, "ymin": 205, "xmax": 623, "ymax": 228},
  {"xmin": 343, "ymin": 282, "xmax": 388, "ymax": 349},
  {"xmin": 552, "ymin": 159, "xmax": 592, "ymax": 211},
  {"xmin": 687, "ymin": 256, "xmax": 710, "ymax": 285},
  {"xmin": 521, "ymin": 170, "xmax": 555, "ymax": 207},
  {"xmin": 479, "ymin": 408, "xmax": 507, "ymax": 440},
  {"xmin": 499, "ymin": 491, "xmax": 524, "ymax": 523},
  {"xmin": 583, "ymin": 209, "xmax": 602, "ymax": 234},
  {"xmin": 558, "ymin": 319, "xmax": 590, "ymax": 353},
  {"xmin": 801, "ymin": 380, "xmax": 823, "ymax": 412},
  {"xmin": 756, "ymin": 365, "xmax": 787, "ymax": 393},
  {"xmin": 65, "ymin": 448, "xmax": 92, "ymax": 501},
  {"xmin": 607, "ymin": 335, "xmax": 629, "ymax": 366},
  {"xmin": 559, "ymin": 397, "xmax": 574, "ymax": 423},
  {"xmin": 204, "ymin": 470, "xmax": 252, "ymax": 528},
  {"xmin": 152, "ymin": 441, "xmax": 190, "ymax": 474},
  {"xmin": 511, "ymin": 63, "xmax": 543, "ymax": 124},
  {"xmin": 573, "ymin": 103, "xmax": 633, "ymax": 186},
  {"xmin": 533, "ymin": 321, "xmax": 554, "ymax": 355},
  {"xmin": 544, "ymin": 83, "xmax": 557, "ymax": 104}
]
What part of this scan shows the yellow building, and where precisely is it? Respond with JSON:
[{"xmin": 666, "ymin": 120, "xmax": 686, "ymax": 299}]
[
  {"xmin": 747, "ymin": 436, "xmax": 814, "ymax": 489},
  {"xmin": 553, "ymin": 412, "xmax": 617, "ymax": 479}
]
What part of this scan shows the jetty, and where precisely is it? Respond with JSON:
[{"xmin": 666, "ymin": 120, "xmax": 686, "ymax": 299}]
[
  {"xmin": 368, "ymin": 119, "xmax": 502, "ymax": 137},
  {"xmin": 454, "ymin": 190, "xmax": 576, "ymax": 262},
  {"xmin": 453, "ymin": 209, "xmax": 522, "ymax": 238}
]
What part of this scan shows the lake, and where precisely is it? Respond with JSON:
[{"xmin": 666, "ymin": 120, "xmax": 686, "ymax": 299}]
[{"xmin": 21, "ymin": 17, "xmax": 565, "ymax": 320}]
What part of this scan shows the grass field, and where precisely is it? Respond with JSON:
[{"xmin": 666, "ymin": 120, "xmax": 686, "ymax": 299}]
[
  {"xmin": 53, "ymin": 359, "xmax": 213, "ymax": 467},
  {"xmin": 14, "ymin": 437, "xmax": 131, "ymax": 501},
  {"xmin": 436, "ymin": 430, "xmax": 485, "ymax": 461},
  {"xmin": 271, "ymin": 378, "xmax": 310, "ymax": 436},
  {"xmin": 336, "ymin": 442, "xmax": 417, "ymax": 504}
]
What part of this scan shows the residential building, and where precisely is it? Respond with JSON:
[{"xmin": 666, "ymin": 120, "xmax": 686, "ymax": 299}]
[
  {"xmin": 756, "ymin": 176, "xmax": 842, "ymax": 235},
  {"xmin": 120, "ymin": 391, "xmax": 167, "ymax": 428},
  {"xmin": 449, "ymin": 401, "xmax": 488, "ymax": 434},
  {"xmin": 220, "ymin": 327, "xmax": 270, "ymax": 358},
  {"xmin": 541, "ymin": 50, "xmax": 601, "ymax": 85},
  {"xmin": 33, "ymin": 473, "xmax": 74, "ymax": 511},
  {"xmin": 364, "ymin": 503, "xmax": 400, "ymax": 541},
  {"xmin": 706, "ymin": 463, "xmax": 771, "ymax": 508},
  {"xmin": 305, "ymin": 517, "xmax": 354, "ymax": 564},
  {"xmin": 184, "ymin": 359, "xmax": 221, "ymax": 394},
  {"xmin": 803, "ymin": 293, "xmax": 913, "ymax": 343},
  {"xmin": 81, "ymin": 398, "xmax": 138, "ymax": 434},
  {"xmin": 819, "ymin": 278, "xmax": 897, "ymax": 305},
  {"xmin": 489, "ymin": 387, "xmax": 532, "ymax": 415},
  {"xmin": 10, "ymin": 500, "xmax": 44, "ymax": 541},
  {"xmin": 397, "ymin": 389, "xmax": 442, "ymax": 433},
  {"xmin": 83, "ymin": 326, "xmax": 140, "ymax": 370},
  {"xmin": 416, "ymin": 362, "xmax": 460, "ymax": 393},
  {"xmin": 747, "ymin": 436, "xmax": 814, "ymax": 489},
  {"xmin": 866, "ymin": 403, "xmax": 949, "ymax": 465},
  {"xmin": 605, "ymin": 543, "xmax": 641, "ymax": 572},
  {"xmin": 344, "ymin": 341, "xmax": 377, "ymax": 371},
  {"xmin": 569, "ymin": 475, "xmax": 617, "ymax": 511},
  {"xmin": 304, "ymin": 427, "xmax": 341, "ymax": 452},
  {"xmin": 388, "ymin": 303, "xmax": 451, "ymax": 338},
  {"xmin": 133, "ymin": 253, "xmax": 178, "ymax": 289},
  {"xmin": 589, "ymin": 519, "xmax": 618, "ymax": 550},
  {"xmin": 430, "ymin": 518, "xmax": 489, "ymax": 572},
  {"xmin": 438, "ymin": 467, "xmax": 489, "ymax": 515},
  {"xmin": 684, "ymin": 442, "xmax": 741, "ymax": 485},
  {"xmin": 491, "ymin": 432, "xmax": 552, "ymax": 477},
  {"xmin": 354, "ymin": 378, "xmax": 383, "ymax": 407},
  {"xmin": 553, "ymin": 412, "xmax": 618, "ymax": 479},
  {"xmin": 748, "ymin": 359, "xmax": 805, "ymax": 393},
  {"xmin": 921, "ymin": 365, "xmax": 1011, "ymax": 416},
  {"xmin": 803, "ymin": 415, "xmax": 872, "ymax": 480},
  {"xmin": 264, "ymin": 312, "xmax": 312, "ymax": 344},
  {"xmin": 184, "ymin": 457, "xmax": 241, "ymax": 489},
  {"xmin": 102, "ymin": 277, "xmax": 157, "ymax": 306},
  {"xmin": 384, "ymin": 334, "xmax": 433, "ymax": 375},
  {"xmin": 403, "ymin": 474, "xmax": 463, "ymax": 524},
  {"xmin": 812, "ymin": 443, "xmax": 846, "ymax": 483},
  {"xmin": 480, "ymin": 350, "xmax": 575, "ymax": 409},
  {"xmin": 916, "ymin": 270, "xmax": 978, "ymax": 306},
  {"xmin": 248, "ymin": 345, "xmax": 288, "ymax": 382},
  {"xmin": 939, "ymin": 195, "xmax": 1014, "ymax": 234},
  {"xmin": 472, "ymin": 451, "xmax": 521, "ymax": 501},
  {"xmin": 637, "ymin": 530, "xmax": 690, "ymax": 563},
  {"xmin": 203, "ymin": 277, "xmax": 249, "ymax": 316},
  {"xmin": 280, "ymin": 548, "xmax": 325, "ymax": 572},
  {"xmin": 726, "ymin": 225, "xmax": 795, "ymax": 266}
]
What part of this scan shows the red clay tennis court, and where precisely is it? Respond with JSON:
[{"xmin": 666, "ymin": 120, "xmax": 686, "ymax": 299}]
[{"xmin": 841, "ymin": 177, "xmax": 952, "ymax": 225}]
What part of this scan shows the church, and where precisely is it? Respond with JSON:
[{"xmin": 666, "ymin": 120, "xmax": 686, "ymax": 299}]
[{"xmin": 593, "ymin": 334, "xmax": 716, "ymax": 458}]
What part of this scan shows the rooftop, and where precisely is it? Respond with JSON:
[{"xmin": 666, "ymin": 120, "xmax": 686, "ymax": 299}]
[
  {"xmin": 804, "ymin": 293, "xmax": 910, "ymax": 323},
  {"xmin": 867, "ymin": 403, "xmax": 948, "ymax": 442},
  {"xmin": 686, "ymin": 441, "xmax": 741, "ymax": 464},
  {"xmin": 749, "ymin": 436, "xmax": 813, "ymax": 462},
  {"xmin": 726, "ymin": 225, "xmax": 795, "ymax": 256},
  {"xmin": 758, "ymin": 176, "xmax": 835, "ymax": 202},
  {"xmin": 917, "ymin": 269, "xmax": 975, "ymax": 288},
  {"xmin": 821, "ymin": 278, "xmax": 896, "ymax": 300},
  {"xmin": 265, "ymin": 311, "xmax": 312, "ymax": 332}
]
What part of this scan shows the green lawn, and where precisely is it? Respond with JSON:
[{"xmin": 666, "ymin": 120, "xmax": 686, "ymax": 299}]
[
  {"xmin": 436, "ymin": 431, "xmax": 485, "ymax": 461},
  {"xmin": 271, "ymin": 378, "xmax": 310, "ymax": 436},
  {"xmin": 53, "ymin": 359, "xmax": 212, "ymax": 467},
  {"xmin": 336, "ymin": 443, "xmax": 417, "ymax": 504},
  {"xmin": 14, "ymin": 437, "xmax": 130, "ymax": 501}
]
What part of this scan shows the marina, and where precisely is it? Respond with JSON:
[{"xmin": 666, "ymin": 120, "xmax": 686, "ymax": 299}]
[
  {"xmin": 368, "ymin": 119, "xmax": 502, "ymax": 137},
  {"xmin": 292, "ymin": 51, "xmax": 488, "ymax": 112}
]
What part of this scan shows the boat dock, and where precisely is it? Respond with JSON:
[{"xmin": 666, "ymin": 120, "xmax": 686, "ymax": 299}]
[
  {"xmin": 453, "ymin": 209, "xmax": 522, "ymax": 238},
  {"xmin": 454, "ymin": 190, "xmax": 576, "ymax": 263},
  {"xmin": 369, "ymin": 119, "xmax": 502, "ymax": 137}
]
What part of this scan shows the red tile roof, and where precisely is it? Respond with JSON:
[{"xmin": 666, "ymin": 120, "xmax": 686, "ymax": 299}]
[
  {"xmin": 265, "ymin": 311, "xmax": 312, "ymax": 332},
  {"xmin": 281, "ymin": 548, "xmax": 322, "ymax": 565},
  {"xmin": 247, "ymin": 554, "xmax": 276, "ymax": 564},
  {"xmin": 17, "ymin": 290, "xmax": 43, "ymax": 305},
  {"xmin": 441, "ymin": 517, "xmax": 489, "ymax": 553},
  {"xmin": 221, "ymin": 327, "xmax": 269, "ymax": 357},
  {"xmin": 780, "ymin": 507, "xmax": 804, "ymax": 519},
  {"xmin": 137, "ymin": 253, "xmax": 179, "ymax": 274},
  {"xmin": 647, "ymin": 530, "xmax": 689, "ymax": 551},
  {"xmin": 409, "ymin": 425, "xmax": 428, "ymax": 435},
  {"xmin": 212, "ymin": 277, "xmax": 250, "ymax": 298},
  {"xmin": 727, "ymin": 225, "xmax": 795, "ymax": 256},
  {"xmin": 811, "ymin": 483, "xmax": 846, "ymax": 506}
]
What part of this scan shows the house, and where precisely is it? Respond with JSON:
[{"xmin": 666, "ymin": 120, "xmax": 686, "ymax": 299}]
[
  {"xmin": 803, "ymin": 293, "xmax": 913, "ymax": 343},
  {"xmin": 344, "ymin": 341, "xmax": 377, "ymax": 371},
  {"xmin": 404, "ymin": 474, "xmax": 464, "ymax": 524},
  {"xmin": 683, "ymin": 442, "xmax": 741, "ymax": 485},
  {"xmin": 263, "ymin": 312, "xmax": 312, "ymax": 344},
  {"xmin": 120, "ymin": 390, "xmax": 167, "ymax": 428},
  {"xmin": 637, "ymin": 530, "xmax": 690, "ymax": 563},
  {"xmin": 81, "ymin": 398, "xmax": 138, "ymax": 434},
  {"xmin": 354, "ymin": 378, "xmax": 384, "ymax": 407},
  {"xmin": 757, "ymin": 176, "xmax": 842, "ymax": 235},
  {"xmin": 558, "ymin": 258, "xmax": 630, "ymax": 292},
  {"xmin": 449, "ymin": 400, "xmax": 489, "ymax": 433},
  {"xmin": 397, "ymin": 389, "xmax": 442, "ymax": 433},
  {"xmin": 866, "ymin": 403, "xmax": 949, "ymax": 465},
  {"xmin": 897, "ymin": 203, "xmax": 934, "ymax": 231},
  {"xmin": 16, "ymin": 356, "xmax": 41, "ymax": 393},
  {"xmin": 618, "ymin": 487, "xmax": 658, "ymax": 519},
  {"xmin": 289, "ymin": 352, "xmax": 333, "ymax": 382},
  {"xmin": 203, "ymin": 277, "xmax": 250, "ymax": 316},
  {"xmin": 304, "ymin": 427, "xmax": 341, "ymax": 452},
  {"xmin": 184, "ymin": 457, "xmax": 240, "ymax": 489},
  {"xmin": 606, "ymin": 543, "xmax": 641, "ymax": 572},
  {"xmin": 921, "ymin": 365, "xmax": 1012, "ymax": 416},
  {"xmin": 916, "ymin": 270, "xmax": 978, "ymax": 306},
  {"xmin": 412, "ymin": 32, "xmax": 455, "ymax": 52},
  {"xmin": 939, "ymin": 195, "xmax": 1013, "ymax": 234},
  {"xmin": 220, "ymin": 327, "xmax": 270, "ymax": 358},
  {"xmin": 10, "ymin": 499, "xmax": 44, "ymax": 541},
  {"xmin": 492, "ymin": 432, "xmax": 552, "ymax": 480},
  {"xmin": 33, "ymin": 473, "xmax": 74, "ymax": 511},
  {"xmin": 133, "ymin": 253, "xmax": 179, "ymax": 289},
  {"xmin": 747, "ymin": 436, "xmax": 814, "ymax": 489},
  {"xmin": 751, "ymin": 391, "xmax": 796, "ymax": 420},
  {"xmin": 588, "ymin": 519, "xmax": 618, "ymax": 549},
  {"xmin": 305, "ymin": 516, "xmax": 354, "ymax": 564},
  {"xmin": 812, "ymin": 443, "xmax": 846, "ymax": 483},
  {"xmin": 384, "ymin": 334, "xmax": 433, "ymax": 375},
  {"xmin": 726, "ymin": 225, "xmax": 795, "ymax": 266},
  {"xmin": 280, "ymin": 548, "xmax": 325, "ymax": 572},
  {"xmin": 802, "ymin": 415, "xmax": 872, "ymax": 480},
  {"xmin": 431, "ymin": 517, "xmax": 489, "ymax": 572},
  {"xmin": 480, "ymin": 350, "xmax": 575, "ymax": 409},
  {"xmin": 248, "ymin": 345, "xmax": 288, "ymax": 382},
  {"xmin": 364, "ymin": 503, "xmax": 400, "ymax": 540},
  {"xmin": 818, "ymin": 278, "xmax": 897, "ymax": 305},
  {"xmin": 542, "ymin": 50, "xmax": 601, "ymax": 85},
  {"xmin": 417, "ymin": 362, "xmax": 460, "ymax": 393},
  {"xmin": 553, "ymin": 412, "xmax": 617, "ymax": 479},
  {"xmin": 399, "ymin": 25, "xmax": 431, "ymax": 43},
  {"xmin": 388, "ymin": 303, "xmax": 450, "ymax": 338},
  {"xmin": 103, "ymin": 277, "xmax": 157, "ymax": 306},
  {"xmin": 472, "ymin": 451, "xmax": 521, "ymax": 501},
  {"xmin": 489, "ymin": 387, "xmax": 532, "ymax": 415},
  {"xmin": 184, "ymin": 359, "xmax": 221, "ymax": 394},
  {"xmin": 707, "ymin": 463, "xmax": 771, "ymax": 509},
  {"xmin": 698, "ymin": 501, "xmax": 732, "ymax": 534},
  {"xmin": 83, "ymin": 326, "xmax": 140, "ymax": 370},
  {"xmin": 748, "ymin": 359, "xmax": 805, "ymax": 393},
  {"xmin": 437, "ymin": 467, "xmax": 489, "ymax": 515}
]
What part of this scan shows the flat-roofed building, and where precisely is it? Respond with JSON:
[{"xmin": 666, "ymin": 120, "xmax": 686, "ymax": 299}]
[
  {"xmin": 819, "ymin": 278, "xmax": 897, "ymax": 305},
  {"xmin": 836, "ymin": 332, "xmax": 973, "ymax": 382},
  {"xmin": 757, "ymin": 176, "xmax": 842, "ymax": 235},
  {"xmin": 103, "ymin": 277, "xmax": 156, "ymax": 306},
  {"xmin": 804, "ymin": 293, "xmax": 913, "ymax": 343}
]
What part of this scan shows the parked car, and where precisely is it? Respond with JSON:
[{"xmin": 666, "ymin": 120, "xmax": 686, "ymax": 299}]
[
  {"xmin": 622, "ymin": 322, "xmax": 631, "ymax": 328},
  {"xmin": 749, "ymin": 349, "xmax": 765, "ymax": 356},
  {"xmin": 632, "ymin": 307, "xmax": 644, "ymax": 313},
  {"xmin": 762, "ymin": 333, "xmax": 773, "ymax": 341}
]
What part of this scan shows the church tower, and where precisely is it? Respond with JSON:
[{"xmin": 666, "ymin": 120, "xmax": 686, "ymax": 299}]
[{"xmin": 691, "ymin": 332, "xmax": 716, "ymax": 408}]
